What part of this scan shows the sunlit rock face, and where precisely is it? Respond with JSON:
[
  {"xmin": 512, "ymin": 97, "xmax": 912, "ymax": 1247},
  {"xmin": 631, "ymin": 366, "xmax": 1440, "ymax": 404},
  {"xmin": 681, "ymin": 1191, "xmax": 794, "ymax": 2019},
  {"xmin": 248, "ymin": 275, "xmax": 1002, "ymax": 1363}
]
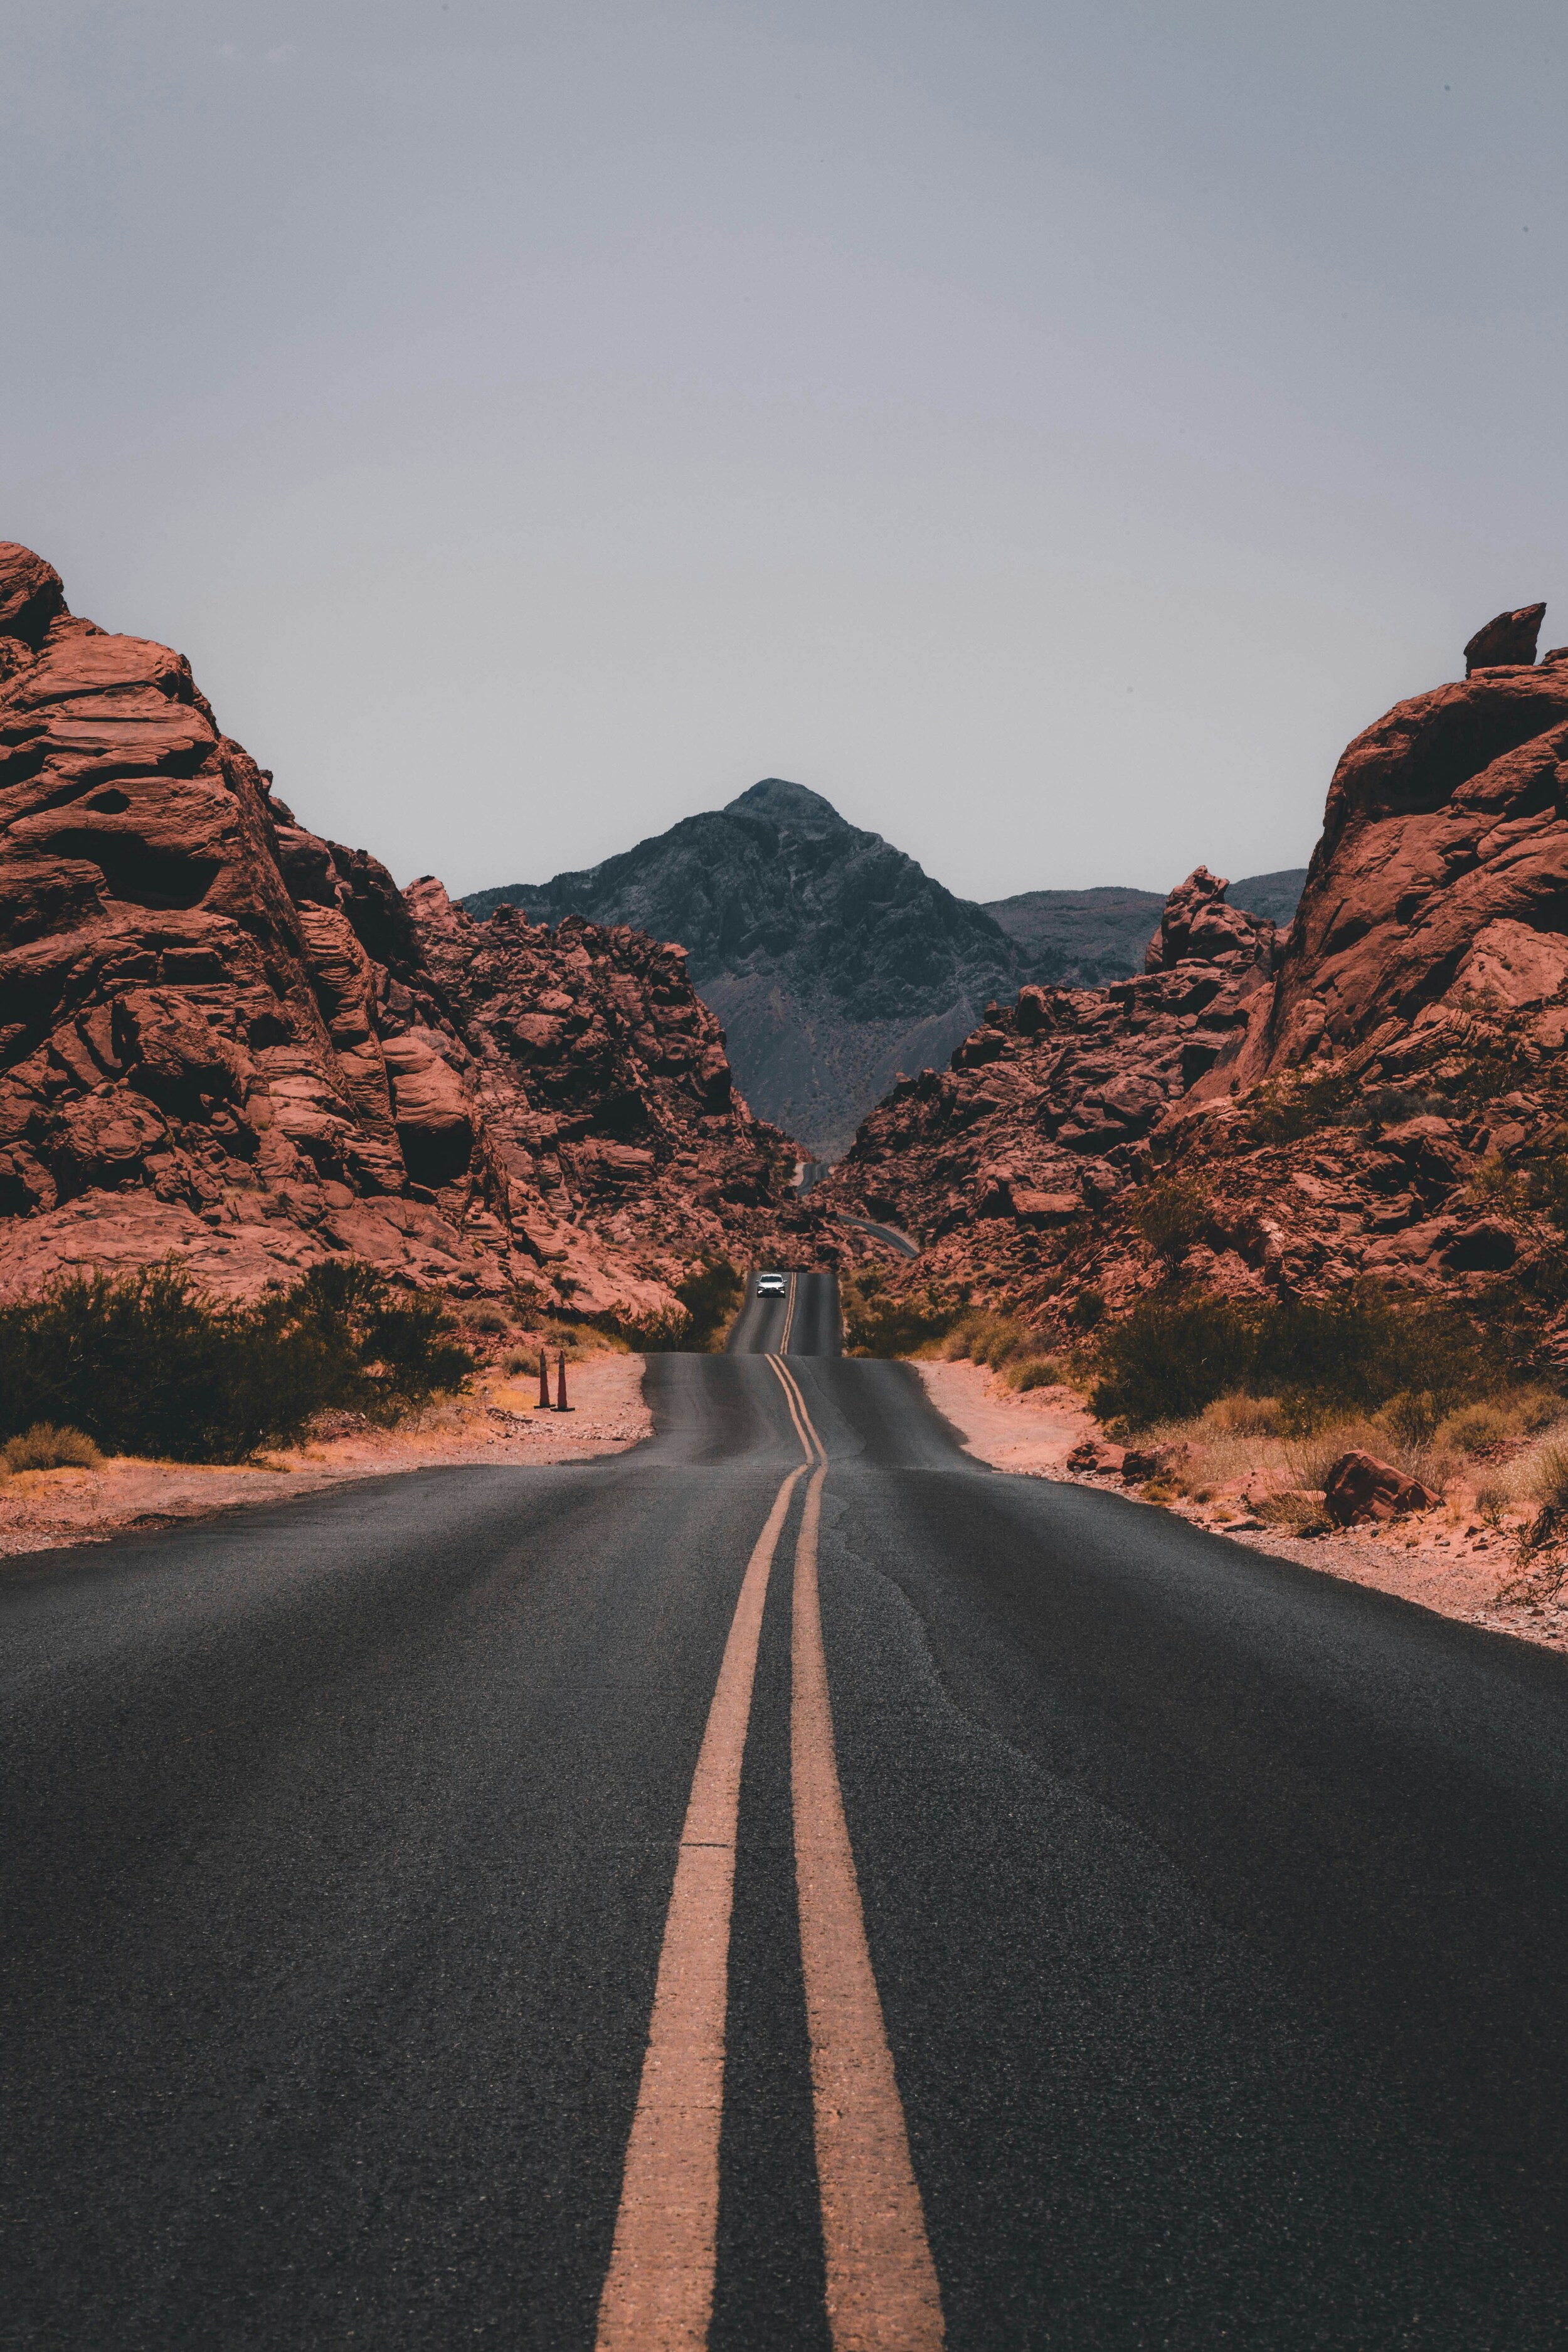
[
  {"xmin": 0, "ymin": 544, "xmax": 827, "ymax": 1324},
  {"xmin": 825, "ymin": 612, "xmax": 1568, "ymax": 1351}
]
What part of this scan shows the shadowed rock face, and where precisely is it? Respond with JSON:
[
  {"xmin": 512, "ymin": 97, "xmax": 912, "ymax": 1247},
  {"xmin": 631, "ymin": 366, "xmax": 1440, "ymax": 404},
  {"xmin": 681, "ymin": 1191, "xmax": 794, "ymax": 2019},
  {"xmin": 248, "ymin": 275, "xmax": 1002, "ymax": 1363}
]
[
  {"xmin": 0, "ymin": 545, "xmax": 825, "ymax": 1323},
  {"xmin": 465, "ymin": 780, "xmax": 1028, "ymax": 1159},
  {"xmin": 827, "ymin": 611, "xmax": 1568, "ymax": 1353},
  {"xmin": 1463, "ymin": 603, "xmax": 1545, "ymax": 675}
]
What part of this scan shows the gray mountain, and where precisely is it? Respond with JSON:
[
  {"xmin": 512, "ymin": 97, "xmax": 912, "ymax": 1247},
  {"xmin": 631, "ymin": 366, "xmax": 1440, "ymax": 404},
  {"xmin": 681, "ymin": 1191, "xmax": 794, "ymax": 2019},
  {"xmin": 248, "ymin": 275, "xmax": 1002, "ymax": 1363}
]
[
  {"xmin": 984, "ymin": 868, "xmax": 1306, "ymax": 977},
  {"xmin": 462, "ymin": 783, "xmax": 1305, "ymax": 1158}
]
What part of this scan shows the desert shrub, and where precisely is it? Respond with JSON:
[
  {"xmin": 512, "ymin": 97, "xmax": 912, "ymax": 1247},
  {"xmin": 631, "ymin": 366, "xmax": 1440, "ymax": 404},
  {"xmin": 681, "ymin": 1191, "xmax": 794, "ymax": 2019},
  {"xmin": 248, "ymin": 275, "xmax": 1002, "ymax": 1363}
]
[
  {"xmin": 1526, "ymin": 1156, "xmax": 1568, "ymax": 1231},
  {"xmin": 4, "ymin": 1422, "xmax": 103, "ymax": 1471},
  {"xmin": 1465, "ymin": 1155, "xmax": 1529, "ymax": 1216},
  {"xmin": 1476, "ymin": 1480, "xmax": 1510, "ymax": 1527},
  {"xmin": 1517, "ymin": 1438, "xmax": 1568, "ymax": 1515},
  {"xmin": 941, "ymin": 1310, "xmax": 1036, "ymax": 1368},
  {"xmin": 1432, "ymin": 1388, "xmax": 1559, "ymax": 1454},
  {"xmin": 842, "ymin": 1268, "xmax": 958, "ymax": 1359},
  {"xmin": 1092, "ymin": 1285, "xmax": 1502, "ymax": 1434},
  {"xmin": 1243, "ymin": 1066, "xmax": 1358, "ymax": 1145},
  {"xmin": 1437, "ymin": 1399, "xmax": 1520, "ymax": 1453},
  {"xmin": 1197, "ymin": 1392, "xmax": 1283, "ymax": 1438},
  {"xmin": 1006, "ymin": 1356, "xmax": 1065, "ymax": 1392},
  {"xmin": 1285, "ymin": 1421, "xmax": 1384, "ymax": 1491},
  {"xmin": 1251, "ymin": 1490, "xmax": 1333, "ymax": 1535},
  {"xmin": 1091, "ymin": 1296, "xmax": 1258, "ymax": 1428},
  {"xmin": 461, "ymin": 1301, "xmax": 512, "ymax": 1335},
  {"xmin": 1380, "ymin": 1389, "xmax": 1443, "ymax": 1448},
  {"xmin": 672, "ymin": 1259, "xmax": 744, "ymax": 1352},
  {"xmin": 0, "ymin": 1259, "xmax": 473, "ymax": 1463},
  {"xmin": 1071, "ymin": 1289, "xmax": 1106, "ymax": 1330},
  {"xmin": 1497, "ymin": 1441, "xmax": 1568, "ymax": 1602},
  {"xmin": 1134, "ymin": 1179, "xmax": 1210, "ymax": 1273}
]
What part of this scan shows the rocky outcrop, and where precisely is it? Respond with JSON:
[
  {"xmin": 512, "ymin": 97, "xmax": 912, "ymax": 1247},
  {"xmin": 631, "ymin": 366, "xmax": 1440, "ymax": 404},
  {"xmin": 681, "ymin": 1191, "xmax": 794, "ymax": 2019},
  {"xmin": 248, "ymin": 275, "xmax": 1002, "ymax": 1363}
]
[
  {"xmin": 824, "ymin": 608, "xmax": 1568, "ymax": 1353},
  {"xmin": 824, "ymin": 868, "xmax": 1279, "ymax": 1293},
  {"xmin": 0, "ymin": 544, "xmax": 823, "ymax": 1324},
  {"xmin": 1143, "ymin": 864, "xmax": 1277, "ymax": 975},
  {"xmin": 1210, "ymin": 649, "xmax": 1568, "ymax": 1093},
  {"xmin": 1464, "ymin": 604, "xmax": 1545, "ymax": 675}
]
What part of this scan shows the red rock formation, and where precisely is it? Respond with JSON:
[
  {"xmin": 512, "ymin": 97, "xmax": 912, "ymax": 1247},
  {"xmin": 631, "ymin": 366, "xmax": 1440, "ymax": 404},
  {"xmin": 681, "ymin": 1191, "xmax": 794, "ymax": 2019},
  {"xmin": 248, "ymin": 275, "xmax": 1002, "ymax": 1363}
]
[
  {"xmin": 1212, "ymin": 652, "xmax": 1568, "ymax": 1091},
  {"xmin": 0, "ymin": 544, "xmax": 824, "ymax": 1324},
  {"xmin": 826, "ymin": 608, "xmax": 1568, "ymax": 1353},
  {"xmin": 824, "ymin": 870, "xmax": 1278, "ymax": 1301}
]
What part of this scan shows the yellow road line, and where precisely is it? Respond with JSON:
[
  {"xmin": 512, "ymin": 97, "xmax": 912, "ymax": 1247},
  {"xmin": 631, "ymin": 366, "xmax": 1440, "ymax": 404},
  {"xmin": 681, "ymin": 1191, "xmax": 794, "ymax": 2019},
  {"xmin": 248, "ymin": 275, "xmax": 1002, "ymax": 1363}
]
[
  {"xmin": 780, "ymin": 1270, "xmax": 798, "ymax": 1354},
  {"xmin": 594, "ymin": 1465, "xmax": 805, "ymax": 2351},
  {"xmin": 766, "ymin": 1351, "xmax": 817, "ymax": 1465},
  {"xmin": 771, "ymin": 1361, "xmax": 946, "ymax": 2349}
]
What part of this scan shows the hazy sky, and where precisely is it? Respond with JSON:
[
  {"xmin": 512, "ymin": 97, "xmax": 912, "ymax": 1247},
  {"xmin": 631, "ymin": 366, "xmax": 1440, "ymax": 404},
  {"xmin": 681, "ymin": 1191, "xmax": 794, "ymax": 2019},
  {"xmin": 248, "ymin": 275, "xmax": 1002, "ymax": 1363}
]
[{"xmin": 3, "ymin": 3, "xmax": 1565, "ymax": 903}]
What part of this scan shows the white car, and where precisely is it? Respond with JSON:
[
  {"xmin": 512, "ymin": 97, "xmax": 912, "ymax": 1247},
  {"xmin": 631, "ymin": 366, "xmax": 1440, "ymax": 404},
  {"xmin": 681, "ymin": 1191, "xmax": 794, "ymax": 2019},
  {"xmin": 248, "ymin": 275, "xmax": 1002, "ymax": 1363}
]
[{"xmin": 756, "ymin": 1273, "xmax": 787, "ymax": 1297}]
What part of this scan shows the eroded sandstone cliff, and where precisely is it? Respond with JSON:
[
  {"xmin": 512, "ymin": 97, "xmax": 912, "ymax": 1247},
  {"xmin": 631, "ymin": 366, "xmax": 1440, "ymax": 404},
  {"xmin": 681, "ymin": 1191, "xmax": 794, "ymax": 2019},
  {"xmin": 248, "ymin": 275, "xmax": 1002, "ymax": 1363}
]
[{"xmin": 0, "ymin": 545, "xmax": 821, "ymax": 1325}]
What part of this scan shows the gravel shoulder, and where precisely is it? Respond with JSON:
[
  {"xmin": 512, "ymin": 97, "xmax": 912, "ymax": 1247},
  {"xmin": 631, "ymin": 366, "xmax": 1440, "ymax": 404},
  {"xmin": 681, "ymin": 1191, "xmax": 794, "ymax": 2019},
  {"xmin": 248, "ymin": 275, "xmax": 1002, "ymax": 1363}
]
[
  {"xmin": 915, "ymin": 1357, "xmax": 1566, "ymax": 1655},
  {"xmin": 0, "ymin": 1354, "xmax": 652, "ymax": 1564}
]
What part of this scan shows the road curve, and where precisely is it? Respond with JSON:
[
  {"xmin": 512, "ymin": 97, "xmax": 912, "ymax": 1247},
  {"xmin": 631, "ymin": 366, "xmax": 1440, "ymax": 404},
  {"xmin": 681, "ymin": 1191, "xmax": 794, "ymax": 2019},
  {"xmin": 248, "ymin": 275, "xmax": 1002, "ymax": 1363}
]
[{"xmin": 3, "ymin": 1284, "xmax": 1568, "ymax": 2348}]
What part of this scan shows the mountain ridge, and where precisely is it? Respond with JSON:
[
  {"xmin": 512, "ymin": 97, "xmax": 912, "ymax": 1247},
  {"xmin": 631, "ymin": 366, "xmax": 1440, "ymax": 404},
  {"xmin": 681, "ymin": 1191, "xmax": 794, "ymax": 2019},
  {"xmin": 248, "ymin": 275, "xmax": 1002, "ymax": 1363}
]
[{"xmin": 464, "ymin": 785, "xmax": 1306, "ymax": 1156}]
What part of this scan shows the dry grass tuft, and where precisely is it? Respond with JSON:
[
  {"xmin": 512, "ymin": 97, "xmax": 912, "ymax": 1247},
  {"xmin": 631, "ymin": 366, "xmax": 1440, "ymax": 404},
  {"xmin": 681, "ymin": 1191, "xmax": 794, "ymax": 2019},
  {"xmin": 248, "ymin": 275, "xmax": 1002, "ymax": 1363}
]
[{"xmin": 4, "ymin": 1422, "xmax": 103, "ymax": 1472}]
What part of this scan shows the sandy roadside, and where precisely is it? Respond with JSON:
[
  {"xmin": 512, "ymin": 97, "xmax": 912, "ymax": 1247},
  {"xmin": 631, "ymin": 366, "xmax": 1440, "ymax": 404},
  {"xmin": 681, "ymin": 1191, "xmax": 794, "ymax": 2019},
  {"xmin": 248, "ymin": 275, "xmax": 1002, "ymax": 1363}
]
[
  {"xmin": 0, "ymin": 1353, "xmax": 652, "ymax": 1565},
  {"xmin": 915, "ymin": 1358, "xmax": 1567, "ymax": 1655}
]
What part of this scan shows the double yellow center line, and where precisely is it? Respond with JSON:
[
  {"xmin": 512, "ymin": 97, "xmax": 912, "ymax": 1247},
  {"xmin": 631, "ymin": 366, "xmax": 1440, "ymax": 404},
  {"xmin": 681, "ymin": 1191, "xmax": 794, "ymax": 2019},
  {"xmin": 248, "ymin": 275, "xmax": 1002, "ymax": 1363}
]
[
  {"xmin": 595, "ymin": 1357, "xmax": 943, "ymax": 2350},
  {"xmin": 779, "ymin": 1270, "xmax": 799, "ymax": 1354}
]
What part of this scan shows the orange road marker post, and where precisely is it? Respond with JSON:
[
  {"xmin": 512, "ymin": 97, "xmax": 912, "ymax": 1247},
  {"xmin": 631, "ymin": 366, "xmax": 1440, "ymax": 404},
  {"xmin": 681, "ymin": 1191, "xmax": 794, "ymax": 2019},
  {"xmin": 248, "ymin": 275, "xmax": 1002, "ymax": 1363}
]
[
  {"xmin": 556, "ymin": 1348, "xmax": 571, "ymax": 1411},
  {"xmin": 538, "ymin": 1347, "xmax": 551, "ymax": 1410}
]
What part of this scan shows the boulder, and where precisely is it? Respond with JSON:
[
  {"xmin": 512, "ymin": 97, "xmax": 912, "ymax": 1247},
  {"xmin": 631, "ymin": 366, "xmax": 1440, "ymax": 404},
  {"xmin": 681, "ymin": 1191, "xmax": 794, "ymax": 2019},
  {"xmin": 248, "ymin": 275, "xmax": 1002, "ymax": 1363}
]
[
  {"xmin": 1323, "ymin": 1451, "xmax": 1440, "ymax": 1527},
  {"xmin": 1144, "ymin": 866, "xmax": 1276, "ymax": 975},
  {"xmin": 1012, "ymin": 1188, "xmax": 1081, "ymax": 1224},
  {"xmin": 1121, "ymin": 1443, "xmax": 1187, "ymax": 1483},
  {"xmin": 1464, "ymin": 603, "xmax": 1545, "ymax": 675},
  {"xmin": 1067, "ymin": 1438, "xmax": 1126, "ymax": 1475}
]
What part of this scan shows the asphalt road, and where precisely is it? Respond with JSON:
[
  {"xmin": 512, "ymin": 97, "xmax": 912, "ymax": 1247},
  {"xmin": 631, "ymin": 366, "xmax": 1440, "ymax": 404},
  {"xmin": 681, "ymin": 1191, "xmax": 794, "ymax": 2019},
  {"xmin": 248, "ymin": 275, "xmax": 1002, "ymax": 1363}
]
[
  {"xmin": 4, "ymin": 1283, "xmax": 1568, "ymax": 2348},
  {"xmin": 727, "ymin": 1268, "xmax": 842, "ymax": 1356}
]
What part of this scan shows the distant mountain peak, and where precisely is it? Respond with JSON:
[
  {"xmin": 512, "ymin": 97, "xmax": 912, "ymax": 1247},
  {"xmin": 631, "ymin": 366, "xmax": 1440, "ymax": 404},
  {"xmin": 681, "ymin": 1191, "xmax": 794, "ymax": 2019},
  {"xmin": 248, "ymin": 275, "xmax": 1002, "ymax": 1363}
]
[{"xmin": 723, "ymin": 778, "xmax": 846, "ymax": 829}]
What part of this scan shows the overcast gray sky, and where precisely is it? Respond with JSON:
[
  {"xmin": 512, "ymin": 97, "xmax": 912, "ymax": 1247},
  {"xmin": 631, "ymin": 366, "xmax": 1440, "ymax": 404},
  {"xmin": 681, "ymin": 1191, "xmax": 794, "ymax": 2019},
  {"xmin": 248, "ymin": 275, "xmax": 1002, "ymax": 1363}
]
[{"xmin": 3, "ymin": 2, "xmax": 1564, "ymax": 902}]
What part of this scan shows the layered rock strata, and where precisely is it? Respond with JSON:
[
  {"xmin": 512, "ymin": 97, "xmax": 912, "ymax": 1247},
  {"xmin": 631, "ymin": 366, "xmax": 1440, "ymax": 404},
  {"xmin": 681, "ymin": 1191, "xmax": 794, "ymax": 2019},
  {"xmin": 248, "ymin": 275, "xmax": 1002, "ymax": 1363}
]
[{"xmin": 0, "ymin": 544, "xmax": 820, "ymax": 1323}]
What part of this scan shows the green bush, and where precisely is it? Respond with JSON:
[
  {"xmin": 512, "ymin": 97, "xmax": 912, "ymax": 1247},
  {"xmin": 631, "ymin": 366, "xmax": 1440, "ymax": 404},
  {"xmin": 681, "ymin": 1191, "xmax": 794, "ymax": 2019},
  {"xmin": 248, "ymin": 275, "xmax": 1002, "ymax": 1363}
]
[
  {"xmin": 842, "ymin": 1268, "xmax": 959, "ymax": 1358},
  {"xmin": 1091, "ymin": 1295, "xmax": 1258, "ymax": 1426},
  {"xmin": 4, "ymin": 1422, "xmax": 103, "ymax": 1471},
  {"xmin": 1091, "ymin": 1283, "xmax": 1502, "ymax": 1433},
  {"xmin": 1243, "ymin": 1067, "xmax": 1358, "ymax": 1145},
  {"xmin": 1134, "ymin": 1179, "xmax": 1210, "ymax": 1273},
  {"xmin": 941, "ymin": 1309, "xmax": 1034, "ymax": 1367},
  {"xmin": 0, "ymin": 1259, "xmax": 474, "ymax": 1463},
  {"xmin": 673, "ymin": 1258, "xmax": 745, "ymax": 1352}
]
